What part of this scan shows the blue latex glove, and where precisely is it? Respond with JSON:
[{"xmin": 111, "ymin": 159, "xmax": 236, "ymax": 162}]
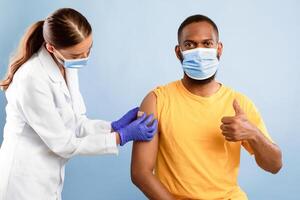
[
  {"xmin": 111, "ymin": 107, "xmax": 139, "ymax": 131},
  {"xmin": 118, "ymin": 113, "xmax": 158, "ymax": 146}
]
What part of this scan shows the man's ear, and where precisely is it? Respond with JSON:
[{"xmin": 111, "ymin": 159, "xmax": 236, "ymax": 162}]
[
  {"xmin": 217, "ymin": 42, "xmax": 223, "ymax": 60},
  {"xmin": 45, "ymin": 43, "xmax": 55, "ymax": 54},
  {"xmin": 175, "ymin": 45, "xmax": 183, "ymax": 62}
]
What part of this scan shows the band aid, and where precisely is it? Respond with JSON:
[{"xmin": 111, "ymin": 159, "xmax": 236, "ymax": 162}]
[{"xmin": 137, "ymin": 111, "xmax": 145, "ymax": 118}]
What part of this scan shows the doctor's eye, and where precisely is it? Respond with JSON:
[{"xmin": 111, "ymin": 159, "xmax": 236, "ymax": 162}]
[{"xmin": 87, "ymin": 49, "xmax": 91, "ymax": 57}]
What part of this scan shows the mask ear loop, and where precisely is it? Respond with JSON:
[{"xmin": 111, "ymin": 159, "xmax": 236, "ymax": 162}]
[
  {"xmin": 52, "ymin": 48, "xmax": 67, "ymax": 65},
  {"xmin": 179, "ymin": 46, "xmax": 184, "ymax": 53},
  {"xmin": 216, "ymin": 42, "xmax": 220, "ymax": 60},
  {"xmin": 54, "ymin": 48, "xmax": 66, "ymax": 60},
  {"xmin": 177, "ymin": 45, "xmax": 184, "ymax": 63}
]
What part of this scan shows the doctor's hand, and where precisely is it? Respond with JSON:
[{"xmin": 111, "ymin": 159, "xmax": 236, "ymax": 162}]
[
  {"xmin": 111, "ymin": 107, "xmax": 139, "ymax": 131},
  {"xmin": 220, "ymin": 99, "xmax": 258, "ymax": 142},
  {"xmin": 117, "ymin": 113, "xmax": 158, "ymax": 146}
]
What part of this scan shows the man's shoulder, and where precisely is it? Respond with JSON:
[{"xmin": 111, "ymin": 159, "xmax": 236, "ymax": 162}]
[
  {"xmin": 152, "ymin": 80, "xmax": 180, "ymax": 95},
  {"xmin": 222, "ymin": 84, "xmax": 256, "ymax": 111},
  {"xmin": 154, "ymin": 80, "xmax": 179, "ymax": 89}
]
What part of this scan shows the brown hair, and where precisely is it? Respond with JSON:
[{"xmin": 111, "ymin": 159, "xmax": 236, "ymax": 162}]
[{"xmin": 0, "ymin": 8, "xmax": 92, "ymax": 91}]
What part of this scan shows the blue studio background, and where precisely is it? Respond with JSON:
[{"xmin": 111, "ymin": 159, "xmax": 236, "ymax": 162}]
[{"xmin": 0, "ymin": 0, "xmax": 299, "ymax": 199}]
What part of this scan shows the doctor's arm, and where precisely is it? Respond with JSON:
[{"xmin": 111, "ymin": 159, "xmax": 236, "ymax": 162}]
[
  {"xmin": 75, "ymin": 106, "xmax": 140, "ymax": 138},
  {"xmin": 131, "ymin": 92, "xmax": 175, "ymax": 200},
  {"xmin": 17, "ymin": 76, "xmax": 119, "ymax": 158},
  {"xmin": 75, "ymin": 115, "xmax": 114, "ymax": 136}
]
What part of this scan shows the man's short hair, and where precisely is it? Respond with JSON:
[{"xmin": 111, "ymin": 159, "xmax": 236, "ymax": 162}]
[{"xmin": 177, "ymin": 15, "xmax": 219, "ymax": 42}]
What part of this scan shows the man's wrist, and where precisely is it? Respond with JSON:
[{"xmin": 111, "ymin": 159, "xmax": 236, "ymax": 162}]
[{"xmin": 246, "ymin": 127, "xmax": 261, "ymax": 144}]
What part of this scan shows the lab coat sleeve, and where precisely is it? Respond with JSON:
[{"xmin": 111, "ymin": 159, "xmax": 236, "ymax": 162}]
[
  {"xmin": 75, "ymin": 115, "xmax": 113, "ymax": 137},
  {"xmin": 66, "ymin": 67, "xmax": 113, "ymax": 137},
  {"xmin": 16, "ymin": 76, "xmax": 118, "ymax": 159},
  {"xmin": 72, "ymin": 90, "xmax": 113, "ymax": 137}
]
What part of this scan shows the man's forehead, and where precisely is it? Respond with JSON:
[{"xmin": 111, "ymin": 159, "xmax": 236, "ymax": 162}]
[{"xmin": 180, "ymin": 21, "xmax": 217, "ymax": 42}]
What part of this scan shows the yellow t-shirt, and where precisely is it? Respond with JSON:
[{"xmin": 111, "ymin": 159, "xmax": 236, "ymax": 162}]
[{"xmin": 152, "ymin": 80, "xmax": 273, "ymax": 200}]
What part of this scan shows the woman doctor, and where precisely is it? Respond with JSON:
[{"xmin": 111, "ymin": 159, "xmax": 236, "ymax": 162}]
[{"xmin": 0, "ymin": 8, "xmax": 157, "ymax": 200}]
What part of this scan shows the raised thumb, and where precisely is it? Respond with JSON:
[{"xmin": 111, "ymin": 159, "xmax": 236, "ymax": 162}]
[{"xmin": 233, "ymin": 99, "xmax": 244, "ymax": 116}]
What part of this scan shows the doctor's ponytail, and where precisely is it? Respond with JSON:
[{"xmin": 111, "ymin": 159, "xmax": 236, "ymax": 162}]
[
  {"xmin": 0, "ymin": 8, "xmax": 92, "ymax": 91},
  {"xmin": 0, "ymin": 20, "xmax": 44, "ymax": 91}
]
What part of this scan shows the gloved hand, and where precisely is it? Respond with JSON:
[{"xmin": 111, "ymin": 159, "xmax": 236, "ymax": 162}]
[
  {"xmin": 118, "ymin": 113, "xmax": 158, "ymax": 146},
  {"xmin": 111, "ymin": 107, "xmax": 139, "ymax": 131}
]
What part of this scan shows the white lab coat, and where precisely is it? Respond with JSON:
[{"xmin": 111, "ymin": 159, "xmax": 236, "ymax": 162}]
[{"xmin": 0, "ymin": 46, "xmax": 119, "ymax": 200}]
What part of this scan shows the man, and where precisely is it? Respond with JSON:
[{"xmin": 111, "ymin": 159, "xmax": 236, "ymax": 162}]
[{"xmin": 131, "ymin": 15, "xmax": 282, "ymax": 200}]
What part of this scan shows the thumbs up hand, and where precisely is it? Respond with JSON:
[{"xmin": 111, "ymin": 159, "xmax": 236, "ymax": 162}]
[
  {"xmin": 220, "ymin": 99, "xmax": 258, "ymax": 142},
  {"xmin": 232, "ymin": 99, "xmax": 245, "ymax": 116}
]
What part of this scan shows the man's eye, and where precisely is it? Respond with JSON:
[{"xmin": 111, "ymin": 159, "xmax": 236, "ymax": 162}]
[
  {"xmin": 204, "ymin": 41, "xmax": 213, "ymax": 47},
  {"xmin": 185, "ymin": 42, "xmax": 195, "ymax": 49}
]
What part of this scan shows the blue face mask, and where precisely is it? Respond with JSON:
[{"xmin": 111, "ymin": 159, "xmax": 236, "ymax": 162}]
[
  {"xmin": 62, "ymin": 57, "xmax": 89, "ymax": 69},
  {"xmin": 181, "ymin": 47, "xmax": 219, "ymax": 80},
  {"xmin": 55, "ymin": 50, "xmax": 89, "ymax": 69}
]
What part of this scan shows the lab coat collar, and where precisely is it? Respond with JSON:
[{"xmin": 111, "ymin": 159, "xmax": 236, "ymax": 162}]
[
  {"xmin": 38, "ymin": 46, "xmax": 64, "ymax": 83},
  {"xmin": 38, "ymin": 46, "xmax": 71, "ymax": 98}
]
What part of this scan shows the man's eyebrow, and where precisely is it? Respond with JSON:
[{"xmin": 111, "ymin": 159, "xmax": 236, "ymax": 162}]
[
  {"xmin": 201, "ymin": 38, "xmax": 215, "ymax": 43},
  {"xmin": 183, "ymin": 39, "xmax": 197, "ymax": 43},
  {"xmin": 183, "ymin": 38, "xmax": 214, "ymax": 44},
  {"xmin": 202, "ymin": 38, "xmax": 214, "ymax": 41}
]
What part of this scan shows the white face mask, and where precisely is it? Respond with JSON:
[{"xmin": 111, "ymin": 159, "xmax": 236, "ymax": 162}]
[
  {"xmin": 54, "ymin": 49, "xmax": 89, "ymax": 69},
  {"xmin": 181, "ymin": 47, "xmax": 219, "ymax": 80}
]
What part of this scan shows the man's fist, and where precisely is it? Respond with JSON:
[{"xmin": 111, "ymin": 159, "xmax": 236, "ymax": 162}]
[{"xmin": 220, "ymin": 99, "xmax": 257, "ymax": 142}]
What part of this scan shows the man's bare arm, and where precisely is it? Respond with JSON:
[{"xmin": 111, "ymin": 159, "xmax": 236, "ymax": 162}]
[
  {"xmin": 221, "ymin": 100, "xmax": 282, "ymax": 174},
  {"xmin": 248, "ymin": 130, "xmax": 282, "ymax": 174},
  {"xmin": 131, "ymin": 92, "xmax": 175, "ymax": 200}
]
